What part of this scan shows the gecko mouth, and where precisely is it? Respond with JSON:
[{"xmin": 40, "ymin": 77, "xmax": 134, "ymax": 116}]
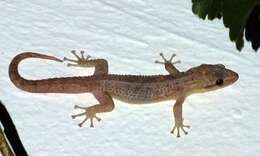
[{"xmin": 225, "ymin": 72, "xmax": 239, "ymax": 84}]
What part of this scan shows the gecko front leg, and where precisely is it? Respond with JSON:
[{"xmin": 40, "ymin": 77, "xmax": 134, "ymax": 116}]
[
  {"xmin": 171, "ymin": 97, "xmax": 190, "ymax": 137},
  {"xmin": 155, "ymin": 53, "xmax": 182, "ymax": 77},
  {"xmin": 156, "ymin": 53, "xmax": 189, "ymax": 137}
]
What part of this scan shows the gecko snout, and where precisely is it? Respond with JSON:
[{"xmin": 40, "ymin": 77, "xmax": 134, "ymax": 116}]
[{"xmin": 225, "ymin": 70, "xmax": 239, "ymax": 85}]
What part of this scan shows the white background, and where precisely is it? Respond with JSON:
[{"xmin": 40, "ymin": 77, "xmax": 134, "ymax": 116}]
[{"xmin": 0, "ymin": 0, "xmax": 260, "ymax": 155}]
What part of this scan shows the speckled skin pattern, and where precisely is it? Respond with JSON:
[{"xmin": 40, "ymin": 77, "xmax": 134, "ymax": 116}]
[{"xmin": 9, "ymin": 51, "xmax": 238, "ymax": 137}]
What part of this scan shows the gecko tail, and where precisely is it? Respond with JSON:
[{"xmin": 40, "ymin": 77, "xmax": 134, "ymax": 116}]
[{"xmin": 9, "ymin": 52, "xmax": 63, "ymax": 92}]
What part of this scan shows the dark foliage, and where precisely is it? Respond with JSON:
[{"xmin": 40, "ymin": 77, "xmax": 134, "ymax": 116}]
[
  {"xmin": 245, "ymin": 5, "xmax": 260, "ymax": 51},
  {"xmin": 192, "ymin": 0, "xmax": 260, "ymax": 51}
]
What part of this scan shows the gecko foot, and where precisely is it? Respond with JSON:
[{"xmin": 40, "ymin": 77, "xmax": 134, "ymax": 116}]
[
  {"xmin": 71, "ymin": 105, "xmax": 101, "ymax": 128},
  {"xmin": 64, "ymin": 50, "xmax": 91, "ymax": 67},
  {"xmin": 170, "ymin": 119, "xmax": 190, "ymax": 138},
  {"xmin": 155, "ymin": 53, "xmax": 181, "ymax": 65}
]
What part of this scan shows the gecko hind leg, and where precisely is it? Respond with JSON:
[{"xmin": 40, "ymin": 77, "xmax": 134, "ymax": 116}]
[
  {"xmin": 72, "ymin": 92, "xmax": 115, "ymax": 128},
  {"xmin": 72, "ymin": 105, "xmax": 101, "ymax": 127},
  {"xmin": 64, "ymin": 50, "xmax": 91, "ymax": 67},
  {"xmin": 64, "ymin": 50, "xmax": 108, "ymax": 75}
]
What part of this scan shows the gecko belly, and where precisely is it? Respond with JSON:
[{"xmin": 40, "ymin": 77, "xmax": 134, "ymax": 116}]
[
  {"xmin": 107, "ymin": 86, "xmax": 177, "ymax": 104},
  {"xmin": 111, "ymin": 94, "xmax": 176, "ymax": 104}
]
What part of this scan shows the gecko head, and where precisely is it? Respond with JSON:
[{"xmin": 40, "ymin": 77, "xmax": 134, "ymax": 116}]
[{"xmin": 188, "ymin": 64, "xmax": 239, "ymax": 93}]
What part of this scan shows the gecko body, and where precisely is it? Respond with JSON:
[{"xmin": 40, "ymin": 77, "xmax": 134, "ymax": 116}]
[{"xmin": 9, "ymin": 51, "xmax": 238, "ymax": 137}]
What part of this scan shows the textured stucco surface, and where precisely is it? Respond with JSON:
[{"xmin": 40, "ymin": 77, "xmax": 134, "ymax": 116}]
[{"xmin": 0, "ymin": 0, "xmax": 260, "ymax": 155}]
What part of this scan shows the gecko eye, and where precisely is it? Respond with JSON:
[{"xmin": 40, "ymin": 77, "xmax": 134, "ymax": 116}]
[{"xmin": 216, "ymin": 79, "xmax": 224, "ymax": 86}]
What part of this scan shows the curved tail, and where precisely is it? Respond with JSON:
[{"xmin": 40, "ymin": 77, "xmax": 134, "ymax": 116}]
[{"xmin": 9, "ymin": 52, "xmax": 63, "ymax": 92}]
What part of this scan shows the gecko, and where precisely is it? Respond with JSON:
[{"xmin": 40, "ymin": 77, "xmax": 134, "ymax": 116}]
[{"xmin": 9, "ymin": 51, "xmax": 239, "ymax": 137}]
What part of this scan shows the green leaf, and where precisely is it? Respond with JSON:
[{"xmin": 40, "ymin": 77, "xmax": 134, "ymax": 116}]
[
  {"xmin": 223, "ymin": 0, "xmax": 257, "ymax": 43},
  {"xmin": 192, "ymin": 0, "xmax": 223, "ymax": 20},
  {"xmin": 192, "ymin": 0, "xmax": 260, "ymax": 51},
  {"xmin": 245, "ymin": 5, "xmax": 260, "ymax": 51}
]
